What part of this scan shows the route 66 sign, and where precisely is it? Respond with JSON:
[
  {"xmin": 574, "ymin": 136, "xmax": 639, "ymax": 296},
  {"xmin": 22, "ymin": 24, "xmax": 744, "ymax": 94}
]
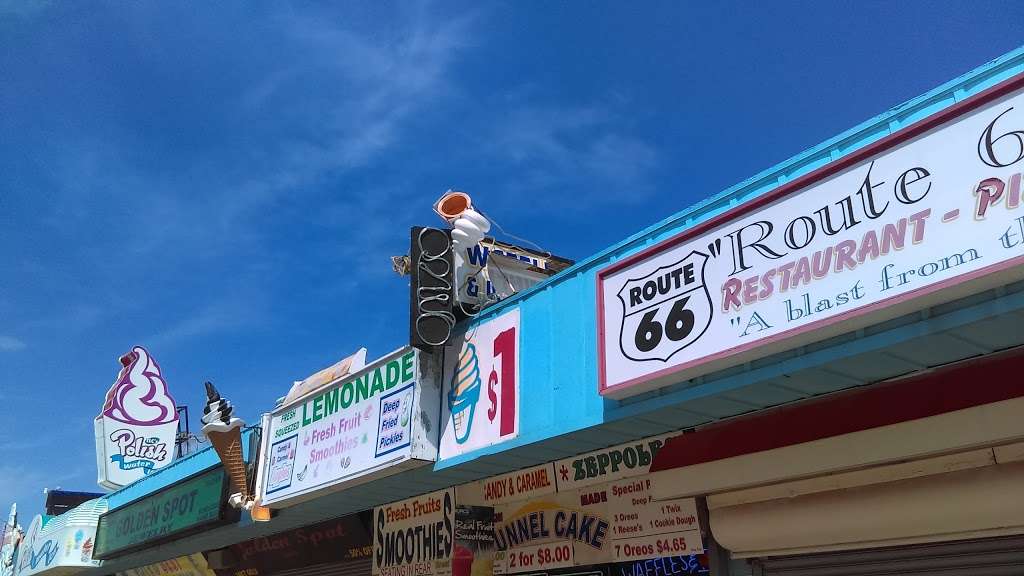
[
  {"xmin": 600, "ymin": 73, "xmax": 1024, "ymax": 399},
  {"xmin": 616, "ymin": 251, "xmax": 713, "ymax": 362}
]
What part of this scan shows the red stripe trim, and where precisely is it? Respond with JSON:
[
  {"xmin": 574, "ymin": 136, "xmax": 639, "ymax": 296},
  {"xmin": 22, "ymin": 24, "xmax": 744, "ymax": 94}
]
[{"xmin": 649, "ymin": 347, "xmax": 1024, "ymax": 472}]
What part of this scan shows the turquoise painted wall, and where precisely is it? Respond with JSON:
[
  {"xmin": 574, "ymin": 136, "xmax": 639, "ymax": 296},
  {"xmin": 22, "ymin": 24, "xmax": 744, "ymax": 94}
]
[{"xmin": 435, "ymin": 45, "xmax": 1024, "ymax": 469}]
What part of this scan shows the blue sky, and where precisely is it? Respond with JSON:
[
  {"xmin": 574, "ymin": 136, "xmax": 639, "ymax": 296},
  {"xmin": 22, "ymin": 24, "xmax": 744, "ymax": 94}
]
[{"xmin": 2, "ymin": 1, "xmax": 1023, "ymax": 521}]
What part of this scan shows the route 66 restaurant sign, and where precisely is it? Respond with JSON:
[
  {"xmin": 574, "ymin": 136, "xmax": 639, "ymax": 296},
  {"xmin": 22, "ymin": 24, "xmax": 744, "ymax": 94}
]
[
  {"xmin": 599, "ymin": 73, "xmax": 1024, "ymax": 397},
  {"xmin": 259, "ymin": 347, "xmax": 441, "ymax": 507}
]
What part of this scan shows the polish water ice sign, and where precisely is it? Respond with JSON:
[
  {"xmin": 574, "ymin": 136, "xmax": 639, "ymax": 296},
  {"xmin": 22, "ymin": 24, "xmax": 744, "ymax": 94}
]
[
  {"xmin": 95, "ymin": 346, "xmax": 179, "ymax": 490},
  {"xmin": 599, "ymin": 73, "xmax": 1024, "ymax": 398},
  {"xmin": 261, "ymin": 347, "xmax": 441, "ymax": 507}
]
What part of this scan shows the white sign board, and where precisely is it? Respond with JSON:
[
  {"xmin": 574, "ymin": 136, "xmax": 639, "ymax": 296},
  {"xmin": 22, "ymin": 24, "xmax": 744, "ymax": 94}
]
[
  {"xmin": 95, "ymin": 346, "xmax": 179, "ymax": 490},
  {"xmin": 373, "ymin": 489, "xmax": 455, "ymax": 576},
  {"xmin": 604, "ymin": 477, "xmax": 701, "ymax": 562},
  {"xmin": 493, "ymin": 477, "xmax": 700, "ymax": 573},
  {"xmin": 463, "ymin": 431, "xmax": 700, "ymax": 573},
  {"xmin": 441, "ymin": 310, "xmax": 520, "ymax": 460},
  {"xmin": 456, "ymin": 243, "xmax": 552, "ymax": 306},
  {"xmin": 599, "ymin": 75, "xmax": 1024, "ymax": 397},
  {"xmin": 261, "ymin": 348, "xmax": 440, "ymax": 507},
  {"xmin": 17, "ymin": 509, "xmax": 105, "ymax": 576}
]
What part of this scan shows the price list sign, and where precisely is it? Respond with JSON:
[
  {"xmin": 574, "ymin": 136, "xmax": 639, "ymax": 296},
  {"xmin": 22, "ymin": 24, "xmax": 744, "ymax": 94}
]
[{"xmin": 606, "ymin": 478, "xmax": 701, "ymax": 562}]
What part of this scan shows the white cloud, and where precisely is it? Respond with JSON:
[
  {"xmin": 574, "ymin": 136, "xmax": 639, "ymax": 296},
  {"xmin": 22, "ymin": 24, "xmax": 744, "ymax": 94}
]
[
  {"xmin": 0, "ymin": 0, "xmax": 52, "ymax": 19},
  {"xmin": 488, "ymin": 103, "xmax": 660, "ymax": 201},
  {"xmin": 145, "ymin": 296, "xmax": 267, "ymax": 350},
  {"xmin": 0, "ymin": 335, "xmax": 26, "ymax": 352}
]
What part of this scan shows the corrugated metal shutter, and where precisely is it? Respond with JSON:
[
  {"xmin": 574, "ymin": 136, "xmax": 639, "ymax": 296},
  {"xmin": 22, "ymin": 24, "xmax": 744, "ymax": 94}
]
[
  {"xmin": 753, "ymin": 535, "xmax": 1024, "ymax": 576},
  {"xmin": 270, "ymin": 558, "xmax": 371, "ymax": 576}
]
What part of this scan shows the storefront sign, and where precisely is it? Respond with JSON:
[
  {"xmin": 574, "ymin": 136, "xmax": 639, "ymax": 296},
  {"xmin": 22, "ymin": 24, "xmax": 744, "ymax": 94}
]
[
  {"xmin": 94, "ymin": 467, "xmax": 232, "ymax": 559},
  {"xmin": 598, "ymin": 78, "xmax": 1024, "ymax": 397},
  {"xmin": 373, "ymin": 489, "xmax": 455, "ymax": 576},
  {"xmin": 261, "ymin": 347, "xmax": 440, "ymax": 507},
  {"xmin": 16, "ymin": 500, "xmax": 107, "ymax": 576},
  {"xmin": 17, "ymin": 518, "xmax": 101, "ymax": 576},
  {"xmin": 491, "ymin": 477, "xmax": 701, "ymax": 574},
  {"xmin": 459, "ymin": 432, "xmax": 701, "ymax": 573},
  {"xmin": 441, "ymin": 310, "xmax": 520, "ymax": 459},
  {"xmin": 493, "ymin": 490, "xmax": 610, "ymax": 574},
  {"xmin": 456, "ymin": 242, "xmax": 554, "ymax": 306},
  {"xmin": 554, "ymin": 434, "xmax": 675, "ymax": 492},
  {"xmin": 215, "ymin": 514, "xmax": 371, "ymax": 576},
  {"xmin": 95, "ymin": 346, "xmax": 179, "ymax": 489},
  {"xmin": 118, "ymin": 554, "xmax": 217, "ymax": 576},
  {"xmin": 456, "ymin": 463, "xmax": 556, "ymax": 507}
]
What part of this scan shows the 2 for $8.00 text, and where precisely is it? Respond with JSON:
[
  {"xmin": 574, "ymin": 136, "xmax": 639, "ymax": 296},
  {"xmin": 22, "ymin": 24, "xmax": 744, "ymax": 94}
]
[{"xmin": 507, "ymin": 544, "xmax": 572, "ymax": 569}]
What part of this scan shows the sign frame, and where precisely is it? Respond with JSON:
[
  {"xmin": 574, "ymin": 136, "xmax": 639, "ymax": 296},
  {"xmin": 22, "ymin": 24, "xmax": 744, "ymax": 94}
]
[
  {"xmin": 93, "ymin": 466, "xmax": 239, "ymax": 560},
  {"xmin": 598, "ymin": 71, "xmax": 1024, "ymax": 398}
]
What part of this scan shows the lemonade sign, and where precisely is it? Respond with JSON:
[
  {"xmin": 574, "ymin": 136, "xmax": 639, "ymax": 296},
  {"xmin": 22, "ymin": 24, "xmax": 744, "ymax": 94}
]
[{"xmin": 261, "ymin": 347, "xmax": 441, "ymax": 506}]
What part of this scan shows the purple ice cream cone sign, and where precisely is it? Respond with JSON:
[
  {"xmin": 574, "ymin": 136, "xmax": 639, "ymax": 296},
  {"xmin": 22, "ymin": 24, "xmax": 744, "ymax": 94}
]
[{"xmin": 94, "ymin": 346, "xmax": 180, "ymax": 490}]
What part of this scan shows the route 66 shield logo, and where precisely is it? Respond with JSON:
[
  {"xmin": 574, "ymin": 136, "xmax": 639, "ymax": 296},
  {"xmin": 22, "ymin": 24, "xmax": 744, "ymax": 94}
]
[{"xmin": 616, "ymin": 250, "xmax": 713, "ymax": 362}]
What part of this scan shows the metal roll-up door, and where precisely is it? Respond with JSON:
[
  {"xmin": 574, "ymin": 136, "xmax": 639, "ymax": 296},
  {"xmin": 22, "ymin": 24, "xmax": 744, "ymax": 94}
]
[
  {"xmin": 753, "ymin": 535, "xmax": 1024, "ymax": 576},
  {"xmin": 271, "ymin": 558, "xmax": 372, "ymax": 576}
]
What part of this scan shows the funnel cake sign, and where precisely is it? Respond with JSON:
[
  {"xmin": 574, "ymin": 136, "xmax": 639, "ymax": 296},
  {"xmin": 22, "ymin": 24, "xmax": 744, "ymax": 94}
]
[
  {"xmin": 599, "ymin": 74, "xmax": 1024, "ymax": 398},
  {"xmin": 95, "ymin": 346, "xmax": 179, "ymax": 490}
]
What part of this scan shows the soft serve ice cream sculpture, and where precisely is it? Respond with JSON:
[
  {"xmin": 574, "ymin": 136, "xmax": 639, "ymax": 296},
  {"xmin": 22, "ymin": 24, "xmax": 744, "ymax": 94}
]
[
  {"xmin": 449, "ymin": 342, "xmax": 482, "ymax": 444},
  {"xmin": 201, "ymin": 382, "xmax": 251, "ymax": 510},
  {"xmin": 95, "ymin": 346, "xmax": 179, "ymax": 490}
]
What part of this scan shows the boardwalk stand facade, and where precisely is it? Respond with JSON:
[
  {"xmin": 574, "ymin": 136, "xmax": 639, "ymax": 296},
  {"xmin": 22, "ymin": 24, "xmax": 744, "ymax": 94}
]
[{"xmin": 8, "ymin": 44, "xmax": 1024, "ymax": 576}]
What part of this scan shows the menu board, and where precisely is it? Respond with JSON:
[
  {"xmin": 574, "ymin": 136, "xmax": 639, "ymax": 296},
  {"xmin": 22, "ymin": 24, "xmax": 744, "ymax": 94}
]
[{"xmin": 604, "ymin": 478, "xmax": 701, "ymax": 562}]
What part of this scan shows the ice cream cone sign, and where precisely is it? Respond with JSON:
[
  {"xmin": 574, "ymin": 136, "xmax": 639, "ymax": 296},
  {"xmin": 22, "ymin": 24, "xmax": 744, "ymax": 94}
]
[
  {"xmin": 201, "ymin": 382, "xmax": 252, "ymax": 508},
  {"xmin": 95, "ymin": 346, "xmax": 179, "ymax": 490}
]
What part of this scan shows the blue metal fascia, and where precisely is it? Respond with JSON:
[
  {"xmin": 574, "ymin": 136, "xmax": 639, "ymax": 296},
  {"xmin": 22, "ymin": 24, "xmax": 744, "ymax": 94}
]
[
  {"xmin": 101, "ymin": 427, "xmax": 257, "ymax": 510},
  {"xmin": 606, "ymin": 285, "xmax": 1024, "ymax": 423},
  {"xmin": 435, "ymin": 283, "xmax": 1024, "ymax": 470}
]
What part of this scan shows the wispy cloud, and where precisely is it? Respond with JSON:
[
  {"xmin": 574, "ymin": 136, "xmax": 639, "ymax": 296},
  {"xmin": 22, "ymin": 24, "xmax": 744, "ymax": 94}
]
[
  {"xmin": 487, "ymin": 103, "xmax": 659, "ymax": 202},
  {"xmin": 145, "ymin": 297, "xmax": 267, "ymax": 350},
  {"xmin": 0, "ymin": 335, "xmax": 26, "ymax": 352},
  {"xmin": 219, "ymin": 6, "xmax": 477, "ymax": 226},
  {"xmin": 0, "ymin": 0, "xmax": 52, "ymax": 20},
  {"xmin": 15, "ymin": 4, "xmax": 479, "ymax": 354}
]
